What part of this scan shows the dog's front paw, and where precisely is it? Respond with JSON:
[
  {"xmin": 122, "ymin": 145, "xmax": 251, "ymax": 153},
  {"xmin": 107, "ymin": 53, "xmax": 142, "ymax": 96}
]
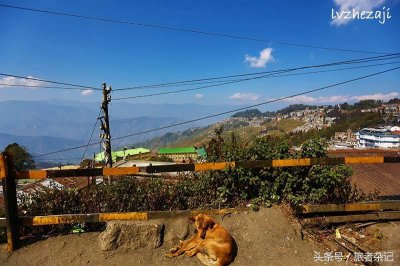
[
  {"xmin": 169, "ymin": 246, "xmax": 179, "ymax": 253},
  {"xmin": 186, "ymin": 249, "xmax": 198, "ymax": 257},
  {"xmin": 165, "ymin": 252, "xmax": 175, "ymax": 258}
]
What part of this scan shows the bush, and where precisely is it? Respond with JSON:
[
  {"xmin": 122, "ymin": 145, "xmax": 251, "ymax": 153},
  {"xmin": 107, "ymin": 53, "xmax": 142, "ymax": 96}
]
[
  {"xmin": 19, "ymin": 136, "xmax": 374, "ymax": 215},
  {"xmin": 17, "ymin": 135, "xmax": 376, "ymax": 238}
]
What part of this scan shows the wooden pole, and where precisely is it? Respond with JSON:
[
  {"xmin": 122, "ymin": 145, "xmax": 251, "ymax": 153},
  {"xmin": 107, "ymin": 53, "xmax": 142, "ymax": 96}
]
[
  {"xmin": 298, "ymin": 201, "xmax": 400, "ymax": 214},
  {"xmin": 101, "ymin": 82, "xmax": 112, "ymax": 183},
  {"xmin": 300, "ymin": 211, "xmax": 400, "ymax": 227},
  {"xmin": 1, "ymin": 152, "xmax": 20, "ymax": 251}
]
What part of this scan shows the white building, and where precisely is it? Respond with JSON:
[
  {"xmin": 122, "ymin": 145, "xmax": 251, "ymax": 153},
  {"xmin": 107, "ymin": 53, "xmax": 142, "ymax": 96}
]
[{"xmin": 357, "ymin": 127, "xmax": 400, "ymax": 148}]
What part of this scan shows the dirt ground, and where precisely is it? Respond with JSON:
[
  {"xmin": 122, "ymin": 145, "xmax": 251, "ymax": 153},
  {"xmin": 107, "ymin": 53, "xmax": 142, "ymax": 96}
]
[{"xmin": 0, "ymin": 206, "xmax": 398, "ymax": 266}]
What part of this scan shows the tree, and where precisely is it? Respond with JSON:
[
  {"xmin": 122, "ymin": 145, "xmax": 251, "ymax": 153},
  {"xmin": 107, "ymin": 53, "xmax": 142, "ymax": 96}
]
[
  {"xmin": 4, "ymin": 143, "xmax": 35, "ymax": 171},
  {"xmin": 205, "ymin": 126, "xmax": 225, "ymax": 162},
  {"xmin": 232, "ymin": 109, "xmax": 263, "ymax": 118},
  {"xmin": 387, "ymin": 98, "xmax": 400, "ymax": 104}
]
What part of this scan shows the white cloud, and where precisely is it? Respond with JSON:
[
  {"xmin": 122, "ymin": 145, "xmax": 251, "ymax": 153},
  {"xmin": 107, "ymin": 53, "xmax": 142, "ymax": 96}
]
[
  {"xmin": 230, "ymin": 92, "xmax": 260, "ymax": 101},
  {"xmin": 318, "ymin": 95, "xmax": 352, "ymax": 102},
  {"xmin": 244, "ymin": 48, "xmax": 274, "ymax": 68},
  {"xmin": 282, "ymin": 95, "xmax": 317, "ymax": 103},
  {"xmin": 0, "ymin": 75, "xmax": 46, "ymax": 89},
  {"xmin": 80, "ymin": 89, "xmax": 93, "ymax": 96},
  {"xmin": 279, "ymin": 92, "xmax": 399, "ymax": 103},
  {"xmin": 351, "ymin": 92, "xmax": 399, "ymax": 101},
  {"xmin": 331, "ymin": 0, "xmax": 386, "ymax": 26},
  {"xmin": 194, "ymin": 93, "xmax": 204, "ymax": 99}
]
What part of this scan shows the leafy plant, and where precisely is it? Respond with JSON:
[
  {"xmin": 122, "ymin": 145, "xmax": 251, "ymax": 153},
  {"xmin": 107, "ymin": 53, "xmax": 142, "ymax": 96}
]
[{"xmin": 18, "ymin": 134, "xmax": 377, "ymax": 238}]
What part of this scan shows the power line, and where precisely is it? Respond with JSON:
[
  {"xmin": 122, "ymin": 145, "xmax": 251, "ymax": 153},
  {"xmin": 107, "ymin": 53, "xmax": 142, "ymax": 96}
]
[
  {"xmin": 32, "ymin": 66, "xmax": 400, "ymax": 158},
  {"xmin": 0, "ymin": 73, "xmax": 99, "ymax": 90},
  {"xmin": 1, "ymin": 54, "xmax": 397, "ymax": 95},
  {"xmin": 112, "ymin": 60, "xmax": 400, "ymax": 101},
  {"xmin": 0, "ymin": 83, "xmax": 99, "ymax": 91},
  {"xmin": 111, "ymin": 67, "xmax": 400, "ymax": 140},
  {"xmin": 113, "ymin": 70, "xmax": 293, "ymax": 101},
  {"xmin": 80, "ymin": 109, "xmax": 102, "ymax": 161},
  {"xmin": 2, "ymin": 53, "xmax": 397, "ymax": 94},
  {"xmin": 0, "ymin": 3, "xmax": 390, "ymax": 55},
  {"xmin": 113, "ymin": 53, "xmax": 400, "ymax": 91},
  {"xmin": 114, "ymin": 79, "xmax": 235, "ymax": 91}
]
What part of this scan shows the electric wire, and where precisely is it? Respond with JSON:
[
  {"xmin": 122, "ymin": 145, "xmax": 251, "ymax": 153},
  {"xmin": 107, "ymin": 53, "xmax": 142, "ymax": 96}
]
[
  {"xmin": 80, "ymin": 109, "xmax": 102, "ymax": 161},
  {"xmin": 110, "ymin": 67, "xmax": 400, "ymax": 141},
  {"xmin": 112, "ymin": 60, "xmax": 400, "ymax": 101},
  {"xmin": 0, "ymin": 72, "xmax": 99, "ymax": 90},
  {"xmin": 113, "ymin": 53, "xmax": 400, "ymax": 91},
  {"xmin": 0, "ymin": 83, "xmax": 99, "ymax": 91},
  {"xmin": 0, "ymin": 3, "xmax": 390, "ymax": 55},
  {"xmin": 1, "ymin": 53, "xmax": 398, "ymax": 93},
  {"xmin": 32, "ymin": 66, "xmax": 400, "ymax": 158}
]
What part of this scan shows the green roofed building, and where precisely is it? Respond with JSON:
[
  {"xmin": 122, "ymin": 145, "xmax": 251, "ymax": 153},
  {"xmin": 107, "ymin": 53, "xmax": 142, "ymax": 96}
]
[
  {"xmin": 95, "ymin": 147, "xmax": 151, "ymax": 163},
  {"xmin": 158, "ymin": 147, "xmax": 206, "ymax": 162}
]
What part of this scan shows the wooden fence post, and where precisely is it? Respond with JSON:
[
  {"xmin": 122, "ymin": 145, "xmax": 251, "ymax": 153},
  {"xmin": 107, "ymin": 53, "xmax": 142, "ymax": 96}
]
[{"xmin": 1, "ymin": 152, "xmax": 20, "ymax": 251}]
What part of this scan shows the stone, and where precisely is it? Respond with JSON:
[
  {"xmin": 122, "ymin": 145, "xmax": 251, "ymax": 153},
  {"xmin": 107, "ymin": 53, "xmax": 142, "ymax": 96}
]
[
  {"xmin": 291, "ymin": 219, "xmax": 304, "ymax": 240},
  {"xmin": 98, "ymin": 221, "xmax": 165, "ymax": 251},
  {"xmin": 163, "ymin": 218, "xmax": 195, "ymax": 244}
]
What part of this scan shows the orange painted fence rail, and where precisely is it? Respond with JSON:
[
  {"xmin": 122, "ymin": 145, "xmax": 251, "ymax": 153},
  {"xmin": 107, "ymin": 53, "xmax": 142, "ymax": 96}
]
[
  {"xmin": 15, "ymin": 166, "xmax": 140, "ymax": 179},
  {"xmin": 0, "ymin": 208, "xmax": 246, "ymax": 228},
  {"xmin": 5, "ymin": 156, "xmax": 400, "ymax": 180},
  {"xmin": 1, "ymin": 152, "xmax": 400, "ymax": 251}
]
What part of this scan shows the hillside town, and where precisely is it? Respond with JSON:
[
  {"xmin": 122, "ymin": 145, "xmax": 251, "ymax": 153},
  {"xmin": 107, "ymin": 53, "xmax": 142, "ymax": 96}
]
[{"xmin": 219, "ymin": 101, "xmax": 400, "ymax": 148}]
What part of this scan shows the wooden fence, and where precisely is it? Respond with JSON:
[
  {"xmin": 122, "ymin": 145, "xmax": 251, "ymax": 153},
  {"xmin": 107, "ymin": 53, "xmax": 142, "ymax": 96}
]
[
  {"xmin": 14, "ymin": 156, "xmax": 400, "ymax": 179},
  {"xmin": 1, "ymin": 151, "xmax": 400, "ymax": 251},
  {"xmin": 297, "ymin": 201, "xmax": 400, "ymax": 227}
]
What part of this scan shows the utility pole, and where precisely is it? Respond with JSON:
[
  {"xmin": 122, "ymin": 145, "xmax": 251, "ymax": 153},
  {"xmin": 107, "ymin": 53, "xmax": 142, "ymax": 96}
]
[{"xmin": 99, "ymin": 82, "xmax": 112, "ymax": 183}]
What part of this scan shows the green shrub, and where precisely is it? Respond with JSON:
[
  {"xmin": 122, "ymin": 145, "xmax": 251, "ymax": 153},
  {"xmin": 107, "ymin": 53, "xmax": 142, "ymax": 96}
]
[
  {"xmin": 19, "ymin": 136, "xmax": 374, "ymax": 215},
  {"xmin": 17, "ymin": 135, "xmax": 376, "ymax": 238}
]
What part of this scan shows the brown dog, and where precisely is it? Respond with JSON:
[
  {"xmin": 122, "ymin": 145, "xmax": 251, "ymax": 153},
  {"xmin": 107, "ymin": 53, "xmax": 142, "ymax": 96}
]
[{"xmin": 166, "ymin": 214, "xmax": 235, "ymax": 266}]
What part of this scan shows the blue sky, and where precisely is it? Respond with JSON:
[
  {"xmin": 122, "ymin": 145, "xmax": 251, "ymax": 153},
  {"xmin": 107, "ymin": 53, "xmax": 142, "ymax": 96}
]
[{"xmin": 0, "ymin": 0, "xmax": 399, "ymax": 110}]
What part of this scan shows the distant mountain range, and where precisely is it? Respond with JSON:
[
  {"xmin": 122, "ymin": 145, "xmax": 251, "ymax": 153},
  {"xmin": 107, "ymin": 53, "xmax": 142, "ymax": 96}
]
[
  {"xmin": 0, "ymin": 100, "xmax": 236, "ymax": 162},
  {"xmin": 0, "ymin": 133, "xmax": 81, "ymax": 155}
]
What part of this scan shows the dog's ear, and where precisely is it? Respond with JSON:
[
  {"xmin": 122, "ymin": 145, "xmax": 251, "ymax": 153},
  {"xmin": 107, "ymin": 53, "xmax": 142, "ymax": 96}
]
[
  {"xmin": 205, "ymin": 219, "xmax": 215, "ymax": 229},
  {"xmin": 200, "ymin": 229, "xmax": 207, "ymax": 239},
  {"xmin": 188, "ymin": 216, "xmax": 195, "ymax": 223}
]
